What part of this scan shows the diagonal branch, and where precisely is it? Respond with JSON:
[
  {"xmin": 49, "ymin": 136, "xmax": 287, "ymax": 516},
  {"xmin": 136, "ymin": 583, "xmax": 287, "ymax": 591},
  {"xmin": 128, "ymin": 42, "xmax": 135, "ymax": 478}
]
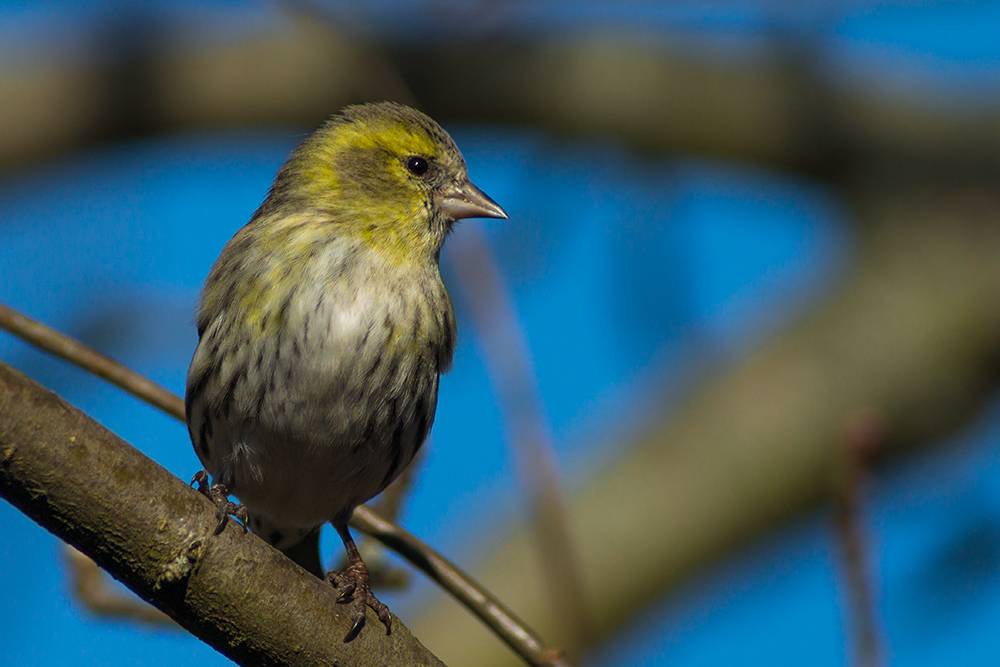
[
  {"xmin": 0, "ymin": 302, "xmax": 186, "ymax": 419},
  {"xmin": 0, "ymin": 301, "xmax": 570, "ymax": 667},
  {"xmin": 352, "ymin": 508, "xmax": 570, "ymax": 667},
  {"xmin": 448, "ymin": 228, "xmax": 592, "ymax": 655},
  {"xmin": 0, "ymin": 361, "xmax": 443, "ymax": 667}
]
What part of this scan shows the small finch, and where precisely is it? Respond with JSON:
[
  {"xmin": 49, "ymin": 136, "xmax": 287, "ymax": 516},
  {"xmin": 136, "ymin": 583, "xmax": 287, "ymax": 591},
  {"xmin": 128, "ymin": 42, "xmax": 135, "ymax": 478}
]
[{"xmin": 185, "ymin": 102, "xmax": 506, "ymax": 636}]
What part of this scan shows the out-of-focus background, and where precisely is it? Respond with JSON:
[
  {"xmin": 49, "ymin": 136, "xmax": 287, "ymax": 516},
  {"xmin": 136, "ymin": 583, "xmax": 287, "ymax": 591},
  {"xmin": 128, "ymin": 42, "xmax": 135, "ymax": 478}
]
[{"xmin": 2, "ymin": 2, "xmax": 1000, "ymax": 666}]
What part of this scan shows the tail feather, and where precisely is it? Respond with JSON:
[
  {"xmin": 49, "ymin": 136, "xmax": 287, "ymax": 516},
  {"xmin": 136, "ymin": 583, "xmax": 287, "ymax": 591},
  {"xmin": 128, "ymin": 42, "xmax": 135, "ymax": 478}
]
[
  {"xmin": 248, "ymin": 514, "xmax": 324, "ymax": 578},
  {"xmin": 279, "ymin": 528, "xmax": 324, "ymax": 578}
]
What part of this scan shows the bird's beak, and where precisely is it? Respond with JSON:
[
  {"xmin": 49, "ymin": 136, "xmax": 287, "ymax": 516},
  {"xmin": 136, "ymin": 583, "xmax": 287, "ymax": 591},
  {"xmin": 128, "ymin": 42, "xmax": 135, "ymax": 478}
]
[{"xmin": 440, "ymin": 179, "xmax": 508, "ymax": 221}]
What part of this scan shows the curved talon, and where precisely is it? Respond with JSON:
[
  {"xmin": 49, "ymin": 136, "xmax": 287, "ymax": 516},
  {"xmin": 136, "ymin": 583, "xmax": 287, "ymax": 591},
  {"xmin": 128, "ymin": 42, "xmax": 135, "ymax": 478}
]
[
  {"xmin": 191, "ymin": 469, "xmax": 248, "ymax": 534},
  {"xmin": 344, "ymin": 615, "xmax": 366, "ymax": 643},
  {"xmin": 334, "ymin": 581, "xmax": 356, "ymax": 602},
  {"xmin": 326, "ymin": 565, "xmax": 391, "ymax": 640},
  {"xmin": 190, "ymin": 470, "xmax": 209, "ymax": 490},
  {"xmin": 368, "ymin": 590, "xmax": 392, "ymax": 634}
]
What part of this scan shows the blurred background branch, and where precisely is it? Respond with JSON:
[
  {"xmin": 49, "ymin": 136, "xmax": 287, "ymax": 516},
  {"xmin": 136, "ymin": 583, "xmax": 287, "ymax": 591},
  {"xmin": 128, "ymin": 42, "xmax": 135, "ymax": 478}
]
[
  {"xmin": 3, "ymin": 13, "xmax": 998, "ymax": 179},
  {"xmin": 414, "ymin": 193, "xmax": 1000, "ymax": 665}
]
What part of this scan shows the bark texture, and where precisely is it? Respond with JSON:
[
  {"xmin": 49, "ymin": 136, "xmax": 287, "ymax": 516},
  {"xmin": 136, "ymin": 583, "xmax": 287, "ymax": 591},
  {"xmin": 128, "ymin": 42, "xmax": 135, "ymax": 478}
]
[{"xmin": 0, "ymin": 363, "xmax": 445, "ymax": 667}]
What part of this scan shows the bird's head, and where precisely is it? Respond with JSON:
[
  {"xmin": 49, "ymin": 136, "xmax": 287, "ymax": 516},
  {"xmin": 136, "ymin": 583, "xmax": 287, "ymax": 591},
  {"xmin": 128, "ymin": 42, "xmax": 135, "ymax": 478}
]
[{"xmin": 263, "ymin": 102, "xmax": 507, "ymax": 264}]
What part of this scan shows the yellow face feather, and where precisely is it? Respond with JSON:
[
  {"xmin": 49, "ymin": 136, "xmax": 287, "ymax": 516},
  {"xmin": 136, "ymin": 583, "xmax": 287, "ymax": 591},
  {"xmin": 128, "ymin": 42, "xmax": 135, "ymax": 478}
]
[
  {"xmin": 265, "ymin": 105, "xmax": 460, "ymax": 267},
  {"xmin": 201, "ymin": 102, "xmax": 505, "ymax": 338}
]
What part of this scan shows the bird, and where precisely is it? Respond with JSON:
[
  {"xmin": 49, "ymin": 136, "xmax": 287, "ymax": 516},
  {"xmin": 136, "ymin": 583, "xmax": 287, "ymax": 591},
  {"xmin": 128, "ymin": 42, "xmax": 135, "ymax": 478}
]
[{"xmin": 184, "ymin": 101, "xmax": 507, "ymax": 638}]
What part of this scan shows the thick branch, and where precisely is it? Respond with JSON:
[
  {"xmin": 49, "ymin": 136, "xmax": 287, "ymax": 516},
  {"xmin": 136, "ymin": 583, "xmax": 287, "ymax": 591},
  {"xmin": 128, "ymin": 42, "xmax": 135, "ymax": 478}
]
[
  {"xmin": 4, "ymin": 27, "xmax": 1000, "ymax": 179},
  {"xmin": 0, "ymin": 301, "xmax": 569, "ymax": 667},
  {"xmin": 0, "ymin": 362, "xmax": 444, "ymax": 667}
]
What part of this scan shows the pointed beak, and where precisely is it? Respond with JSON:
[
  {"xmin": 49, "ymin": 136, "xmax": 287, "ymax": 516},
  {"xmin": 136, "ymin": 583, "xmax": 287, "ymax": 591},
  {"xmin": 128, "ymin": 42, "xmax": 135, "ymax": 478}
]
[{"xmin": 439, "ymin": 179, "xmax": 508, "ymax": 221}]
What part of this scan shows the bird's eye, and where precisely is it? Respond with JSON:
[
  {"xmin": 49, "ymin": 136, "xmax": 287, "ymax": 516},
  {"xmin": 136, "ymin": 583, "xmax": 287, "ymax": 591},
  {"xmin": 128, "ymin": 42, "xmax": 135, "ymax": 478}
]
[{"xmin": 405, "ymin": 156, "xmax": 430, "ymax": 177}]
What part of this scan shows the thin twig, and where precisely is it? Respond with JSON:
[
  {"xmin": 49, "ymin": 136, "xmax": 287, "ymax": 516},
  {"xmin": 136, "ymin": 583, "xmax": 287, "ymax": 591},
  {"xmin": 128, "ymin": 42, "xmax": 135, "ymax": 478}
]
[
  {"xmin": 834, "ymin": 409, "xmax": 886, "ymax": 667},
  {"xmin": 449, "ymin": 228, "xmax": 593, "ymax": 653},
  {"xmin": 352, "ymin": 506, "xmax": 570, "ymax": 667},
  {"xmin": 0, "ymin": 302, "xmax": 186, "ymax": 420},
  {"xmin": 0, "ymin": 300, "xmax": 572, "ymax": 667}
]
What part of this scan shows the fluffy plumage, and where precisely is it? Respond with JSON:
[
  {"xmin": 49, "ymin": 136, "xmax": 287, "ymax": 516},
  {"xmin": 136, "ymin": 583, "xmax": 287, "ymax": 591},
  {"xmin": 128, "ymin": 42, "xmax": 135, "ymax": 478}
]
[{"xmin": 185, "ymin": 102, "xmax": 506, "ymax": 636}]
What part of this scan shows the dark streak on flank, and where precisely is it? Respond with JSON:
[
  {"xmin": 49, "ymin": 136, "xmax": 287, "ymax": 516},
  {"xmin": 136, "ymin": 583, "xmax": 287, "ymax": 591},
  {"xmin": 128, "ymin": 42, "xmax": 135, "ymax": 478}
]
[
  {"xmin": 185, "ymin": 367, "xmax": 212, "ymax": 421},
  {"xmin": 357, "ymin": 322, "xmax": 371, "ymax": 351},
  {"xmin": 353, "ymin": 418, "xmax": 377, "ymax": 455},
  {"xmin": 277, "ymin": 294, "xmax": 292, "ymax": 329},
  {"xmin": 197, "ymin": 419, "xmax": 213, "ymax": 459},
  {"xmin": 363, "ymin": 353, "xmax": 383, "ymax": 385},
  {"xmin": 380, "ymin": 418, "xmax": 408, "ymax": 490},
  {"xmin": 220, "ymin": 368, "xmax": 244, "ymax": 416},
  {"xmin": 251, "ymin": 382, "xmax": 267, "ymax": 417}
]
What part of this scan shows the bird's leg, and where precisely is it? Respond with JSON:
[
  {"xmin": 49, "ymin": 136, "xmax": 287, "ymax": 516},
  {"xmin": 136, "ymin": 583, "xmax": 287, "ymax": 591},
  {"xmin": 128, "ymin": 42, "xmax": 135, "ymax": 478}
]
[
  {"xmin": 190, "ymin": 470, "xmax": 248, "ymax": 534},
  {"xmin": 327, "ymin": 520, "xmax": 392, "ymax": 640}
]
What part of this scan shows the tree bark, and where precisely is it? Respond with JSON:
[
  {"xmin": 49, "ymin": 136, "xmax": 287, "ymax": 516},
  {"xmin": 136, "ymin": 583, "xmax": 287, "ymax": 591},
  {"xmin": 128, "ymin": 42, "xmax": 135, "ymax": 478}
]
[{"xmin": 0, "ymin": 363, "xmax": 445, "ymax": 667}]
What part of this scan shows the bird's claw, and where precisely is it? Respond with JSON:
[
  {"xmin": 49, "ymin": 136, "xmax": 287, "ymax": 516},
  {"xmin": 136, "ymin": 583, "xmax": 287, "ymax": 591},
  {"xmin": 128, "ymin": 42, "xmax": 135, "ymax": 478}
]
[
  {"xmin": 326, "ymin": 566, "xmax": 392, "ymax": 640},
  {"xmin": 190, "ymin": 470, "xmax": 210, "ymax": 491},
  {"xmin": 335, "ymin": 581, "xmax": 356, "ymax": 602},
  {"xmin": 191, "ymin": 470, "xmax": 248, "ymax": 534}
]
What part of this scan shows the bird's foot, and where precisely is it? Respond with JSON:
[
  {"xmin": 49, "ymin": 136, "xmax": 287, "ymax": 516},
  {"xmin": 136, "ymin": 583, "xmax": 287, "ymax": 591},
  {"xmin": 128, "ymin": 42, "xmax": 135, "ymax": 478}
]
[
  {"xmin": 190, "ymin": 470, "xmax": 248, "ymax": 534},
  {"xmin": 326, "ymin": 560, "xmax": 392, "ymax": 641}
]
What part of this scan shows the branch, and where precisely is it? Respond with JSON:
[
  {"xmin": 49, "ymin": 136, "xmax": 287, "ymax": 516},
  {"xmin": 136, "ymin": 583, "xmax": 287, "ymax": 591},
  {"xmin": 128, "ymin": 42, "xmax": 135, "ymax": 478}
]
[
  {"xmin": 5, "ymin": 24, "xmax": 1000, "ymax": 180},
  {"xmin": 0, "ymin": 302, "xmax": 185, "ymax": 419},
  {"xmin": 352, "ymin": 508, "xmax": 570, "ymax": 667},
  {"xmin": 833, "ymin": 410, "xmax": 887, "ymax": 667},
  {"xmin": 63, "ymin": 545, "xmax": 178, "ymax": 626},
  {"xmin": 0, "ymin": 362, "xmax": 444, "ymax": 667},
  {"xmin": 0, "ymin": 301, "xmax": 569, "ymax": 667},
  {"xmin": 449, "ymin": 228, "xmax": 592, "ymax": 654}
]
